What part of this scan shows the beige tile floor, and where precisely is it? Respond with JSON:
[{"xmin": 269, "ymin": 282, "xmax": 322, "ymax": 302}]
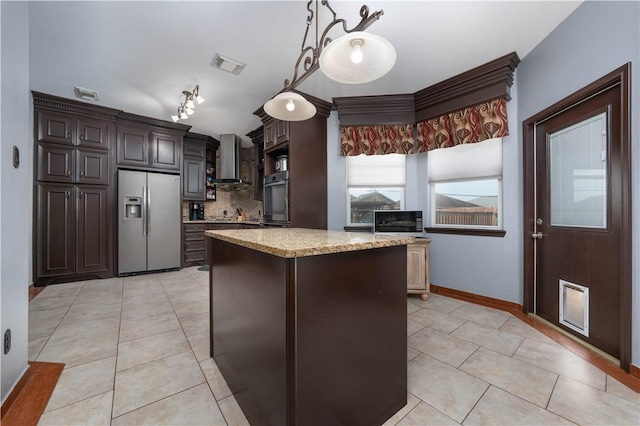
[{"xmin": 29, "ymin": 267, "xmax": 640, "ymax": 425}]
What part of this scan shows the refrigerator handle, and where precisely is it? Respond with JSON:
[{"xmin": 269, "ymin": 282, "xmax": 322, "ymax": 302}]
[
  {"xmin": 147, "ymin": 185, "xmax": 151, "ymax": 235},
  {"xmin": 142, "ymin": 186, "xmax": 148, "ymax": 236}
]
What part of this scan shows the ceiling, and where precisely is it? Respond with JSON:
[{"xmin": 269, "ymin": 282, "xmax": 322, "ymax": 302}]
[{"xmin": 28, "ymin": 1, "xmax": 582, "ymax": 147}]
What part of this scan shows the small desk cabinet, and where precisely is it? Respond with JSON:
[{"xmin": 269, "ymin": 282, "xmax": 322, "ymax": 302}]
[{"xmin": 407, "ymin": 238, "xmax": 432, "ymax": 300}]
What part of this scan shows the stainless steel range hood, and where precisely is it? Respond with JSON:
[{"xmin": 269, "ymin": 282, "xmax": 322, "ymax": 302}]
[{"xmin": 212, "ymin": 134, "xmax": 251, "ymax": 189}]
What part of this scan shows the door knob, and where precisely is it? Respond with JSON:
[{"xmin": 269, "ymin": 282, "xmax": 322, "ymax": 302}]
[{"xmin": 531, "ymin": 232, "xmax": 543, "ymax": 240}]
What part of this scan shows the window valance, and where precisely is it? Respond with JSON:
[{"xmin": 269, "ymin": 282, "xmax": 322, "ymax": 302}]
[
  {"xmin": 340, "ymin": 124, "xmax": 414, "ymax": 156},
  {"xmin": 416, "ymin": 98, "xmax": 509, "ymax": 153}
]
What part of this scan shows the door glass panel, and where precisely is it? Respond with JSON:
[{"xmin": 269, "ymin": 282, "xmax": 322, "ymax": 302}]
[{"xmin": 549, "ymin": 112, "xmax": 607, "ymax": 228}]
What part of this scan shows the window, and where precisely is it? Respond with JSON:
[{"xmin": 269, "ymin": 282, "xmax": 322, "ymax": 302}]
[
  {"xmin": 347, "ymin": 154, "xmax": 405, "ymax": 225},
  {"xmin": 428, "ymin": 138, "xmax": 502, "ymax": 229}
]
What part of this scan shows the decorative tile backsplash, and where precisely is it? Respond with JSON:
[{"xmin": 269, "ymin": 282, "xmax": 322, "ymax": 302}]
[{"xmin": 182, "ymin": 146, "xmax": 263, "ymax": 221}]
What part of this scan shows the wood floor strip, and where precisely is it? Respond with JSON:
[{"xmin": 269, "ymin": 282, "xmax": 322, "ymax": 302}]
[
  {"xmin": 0, "ymin": 361, "xmax": 64, "ymax": 426},
  {"xmin": 430, "ymin": 283, "xmax": 640, "ymax": 393}
]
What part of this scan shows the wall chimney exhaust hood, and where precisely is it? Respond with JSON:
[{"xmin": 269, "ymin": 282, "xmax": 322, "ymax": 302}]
[{"xmin": 212, "ymin": 134, "xmax": 251, "ymax": 189}]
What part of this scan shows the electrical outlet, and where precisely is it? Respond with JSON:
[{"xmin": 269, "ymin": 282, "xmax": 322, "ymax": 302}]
[{"xmin": 4, "ymin": 329, "xmax": 11, "ymax": 354}]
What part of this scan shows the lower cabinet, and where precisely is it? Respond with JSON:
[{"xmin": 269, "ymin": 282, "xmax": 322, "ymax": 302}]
[
  {"xmin": 182, "ymin": 222, "xmax": 261, "ymax": 267},
  {"xmin": 183, "ymin": 223, "xmax": 206, "ymax": 267},
  {"xmin": 407, "ymin": 239, "xmax": 432, "ymax": 300},
  {"xmin": 36, "ymin": 183, "xmax": 111, "ymax": 282}
]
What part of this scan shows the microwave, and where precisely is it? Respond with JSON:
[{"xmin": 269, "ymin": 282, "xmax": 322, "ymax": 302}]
[{"xmin": 373, "ymin": 210, "xmax": 423, "ymax": 237}]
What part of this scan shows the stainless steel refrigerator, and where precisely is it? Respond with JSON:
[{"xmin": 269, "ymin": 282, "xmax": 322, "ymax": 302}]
[{"xmin": 118, "ymin": 170, "xmax": 181, "ymax": 274}]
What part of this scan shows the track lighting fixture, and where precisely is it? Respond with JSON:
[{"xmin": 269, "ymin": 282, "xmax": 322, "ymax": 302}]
[{"xmin": 171, "ymin": 84, "xmax": 205, "ymax": 122}]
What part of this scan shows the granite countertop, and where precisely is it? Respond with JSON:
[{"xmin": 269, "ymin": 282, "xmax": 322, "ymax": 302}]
[
  {"xmin": 184, "ymin": 219, "xmax": 262, "ymax": 226},
  {"xmin": 205, "ymin": 228, "xmax": 415, "ymax": 258}
]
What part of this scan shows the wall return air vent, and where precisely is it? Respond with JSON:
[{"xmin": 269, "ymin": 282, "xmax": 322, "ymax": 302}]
[{"xmin": 210, "ymin": 53, "xmax": 246, "ymax": 75}]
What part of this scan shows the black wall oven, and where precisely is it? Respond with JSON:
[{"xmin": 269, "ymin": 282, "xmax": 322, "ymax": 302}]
[{"xmin": 264, "ymin": 171, "xmax": 289, "ymax": 223}]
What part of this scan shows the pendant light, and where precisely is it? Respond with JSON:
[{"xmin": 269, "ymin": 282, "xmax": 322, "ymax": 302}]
[
  {"xmin": 264, "ymin": 92, "xmax": 317, "ymax": 122},
  {"xmin": 263, "ymin": 1, "xmax": 393, "ymax": 121},
  {"xmin": 319, "ymin": 31, "xmax": 396, "ymax": 84}
]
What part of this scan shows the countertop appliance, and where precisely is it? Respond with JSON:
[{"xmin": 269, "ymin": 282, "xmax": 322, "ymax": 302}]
[
  {"xmin": 263, "ymin": 171, "xmax": 289, "ymax": 223},
  {"xmin": 189, "ymin": 201, "xmax": 205, "ymax": 220},
  {"xmin": 118, "ymin": 170, "xmax": 181, "ymax": 274},
  {"xmin": 373, "ymin": 210, "xmax": 423, "ymax": 237},
  {"xmin": 275, "ymin": 155, "xmax": 288, "ymax": 172}
]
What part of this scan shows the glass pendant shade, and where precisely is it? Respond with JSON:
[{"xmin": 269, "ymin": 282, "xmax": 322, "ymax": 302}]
[
  {"xmin": 264, "ymin": 92, "xmax": 316, "ymax": 121},
  {"xmin": 186, "ymin": 99, "xmax": 195, "ymax": 109},
  {"xmin": 319, "ymin": 31, "xmax": 396, "ymax": 84},
  {"xmin": 171, "ymin": 114, "xmax": 179, "ymax": 122},
  {"xmin": 179, "ymin": 110, "xmax": 188, "ymax": 119},
  {"xmin": 195, "ymin": 94, "xmax": 205, "ymax": 104}
]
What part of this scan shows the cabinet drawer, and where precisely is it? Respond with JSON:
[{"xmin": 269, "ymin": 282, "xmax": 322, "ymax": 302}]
[
  {"xmin": 184, "ymin": 232, "xmax": 205, "ymax": 242},
  {"xmin": 185, "ymin": 240, "xmax": 206, "ymax": 252},
  {"xmin": 184, "ymin": 223, "xmax": 205, "ymax": 232},
  {"xmin": 184, "ymin": 250, "xmax": 205, "ymax": 263}
]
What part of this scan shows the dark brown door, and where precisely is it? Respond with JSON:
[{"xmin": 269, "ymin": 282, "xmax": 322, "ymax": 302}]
[
  {"xmin": 37, "ymin": 110, "xmax": 74, "ymax": 145},
  {"xmin": 37, "ymin": 143, "xmax": 74, "ymax": 182},
  {"xmin": 75, "ymin": 185, "xmax": 110, "ymax": 274},
  {"xmin": 77, "ymin": 148, "xmax": 109, "ymax": 185},
  {"xmin": 117, "ymin": 126, "xmax": 149, "ymax": 167},
  {"xmin": 534, "ymin": 84, "xmax": 622, "ymax": 359},
  {"xmin": 77, "ymin": 118, "xmax": 111, "ymax": 150},
  {"xmin": 151, "ymin": 132, "xmax": 181, "ymax": 171},
  {"xmin": 37, "ymin": 183, "xmax": 75, "ymax": 277}
]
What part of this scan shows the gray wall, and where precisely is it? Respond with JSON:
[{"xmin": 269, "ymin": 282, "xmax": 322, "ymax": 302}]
[
  {"xmin": 1, "ymin": 0, "xmax": 31, "ymax": 402},
  {"xmin": 517, "ymin": 0, "xmax": 640, "ymax": 366}
]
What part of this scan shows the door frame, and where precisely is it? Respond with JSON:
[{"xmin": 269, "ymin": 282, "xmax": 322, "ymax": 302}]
[{"xmin": 522, "ymin": 64, "xmax": 632, "ymax": 371}]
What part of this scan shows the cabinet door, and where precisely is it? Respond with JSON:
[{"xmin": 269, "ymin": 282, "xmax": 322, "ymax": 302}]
[
  {"xmin": 37, "ymin": 110, "xmax": 74, "ymax": 145},
  {"xmin": 77, "ymin": 118, "xmax": 111, "ymax": 150},
  {"xmin": 183, "ymin": 157, "xmax": 205, "ymax": 200},
  {"xmin": 36, "ymin": 183, "xmax": 75, "ymax": 277},
  {"xmin": 264, "ymin": 121, "xmax": 275, "ymax": 150},
  {"xmin": 37, "ymin": 143, "xmax": 74, "ymax": 182},
  {"xmin": 275, "ymin": 120, "xmax": 290, "ymax": 144},
  {"xmin": 117, "ymin": 126, "xmax": 150, "ymax": 166},
  {"xmin": 407, "ymin": 244, "xmax": 426, "ymax": 290},
  {"xmin": 77, "ymin": 148, "xmax": 109, "ymax": 185},
  {"xmin": 75, "ymin": 185, "xmax": 110, "ymax": 274},
  {"xmin": 151, "ymin": 132, "xmax": 181, "ymax": 171}
]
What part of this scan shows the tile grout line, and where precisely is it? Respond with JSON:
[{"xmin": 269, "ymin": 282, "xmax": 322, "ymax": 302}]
[{"xmin": 109, "ymin": 277, "xmax": 125, "ymax": 425}]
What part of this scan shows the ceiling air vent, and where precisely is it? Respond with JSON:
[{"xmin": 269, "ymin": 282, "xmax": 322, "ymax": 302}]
[
  {"xmin": 211, "ymin": 53, "xmax": 246, "ymax": 75},
  {"xmin": 73, "ymin": 86, "xmax": 99, "ymax": 101}
]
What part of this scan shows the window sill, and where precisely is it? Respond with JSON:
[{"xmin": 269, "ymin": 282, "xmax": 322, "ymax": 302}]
[{"xmin": 424, "ymin": 227, "xmax": 506, "ymax": 238}]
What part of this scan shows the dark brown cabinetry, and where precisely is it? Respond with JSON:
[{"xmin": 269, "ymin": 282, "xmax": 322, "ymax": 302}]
[
  {"xmin": 255, "ymin": 93, "xmax": 332, "ymax": 229},
  {"xmin": 247, "ymin": 126, "xmax": 264, "ymax": 201},
  {"xmin": 182, "ymin": 133, "xmax": 219, "ymax": 201},
  {"xmin": 116, "ymin": 125, "xmax": 182, "ymax": 171},
  {"xmin": 182, "ymin": 222, "xmax": 260, "ymax": 267},
  {"xmin": 33, "ymin": 92, "xmax": 120, "ymax": 285}
]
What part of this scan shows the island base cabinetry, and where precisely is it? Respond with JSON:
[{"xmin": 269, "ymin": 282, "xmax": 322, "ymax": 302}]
[{"xmin": 209, "ymin": 239, "xmax": 407, "ymax": 426}]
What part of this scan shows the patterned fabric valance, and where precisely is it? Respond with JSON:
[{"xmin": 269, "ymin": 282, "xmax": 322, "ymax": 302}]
[
  {"xmin": 416, "ymin": 97, "xmax": 509, "ymax": 153},
  {"xmin": 340, "ymin": 124, "xmax": 414, "ymax": 156}
]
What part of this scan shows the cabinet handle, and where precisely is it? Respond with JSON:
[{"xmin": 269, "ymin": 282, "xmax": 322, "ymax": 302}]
[
  {"xmin": 65, "ymin": 170, "xmax": 70, "ymax": 177},
  {"xmin": 144, "ymin": 155, "xmax": 148, "ymax": 163},
  {"xmin": 79, "ymin": 191, "xmax": 85, "ymax": 199},
  {"xmin": 79, "ymin": 134, "xmax": 85, "ymax": 141},
  {"xmin": 66, "ymin": 133, "xmax": 71, "ymax": 139},
  {"xmin": 65, "ymin": 191, "xmax": 70, "ymax": 198},
  {"xmin": 153, "ymin": 156, "xmax": 157, "ymax": 163},
  {"xmin": 79, "ymin": 171, "xmax": 84, "ymax": 178}
]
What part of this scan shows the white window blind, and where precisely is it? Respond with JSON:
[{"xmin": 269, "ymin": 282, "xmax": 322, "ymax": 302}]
[
  {"xmin": 347, "ymin": 154, "xmax": 406, "ymax": 186},
  {"xmin": 428, "ymin": 138, "xmax": 502, "ymax": 182}
]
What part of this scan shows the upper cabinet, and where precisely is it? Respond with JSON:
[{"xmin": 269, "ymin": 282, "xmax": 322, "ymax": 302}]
[
  {"xmin": 37, "ymin": 110, "xmax": 112, "ymax": 150},
  {"xmin": 115, "ymin": 113, "xmax": 189, "ymax": 172},
  {"xmin": 182, "ymin": 132, "xmax": 219, "ymax": 201},
  {"xmin": 263, "ymin": 118, "xmax": 290, "ymax": 151}
]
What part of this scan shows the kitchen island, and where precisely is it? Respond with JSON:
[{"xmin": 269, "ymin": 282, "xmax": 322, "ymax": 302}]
[{"xmin": 205, "ymin": 228, "xmax": 413, "ymax": 426}]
